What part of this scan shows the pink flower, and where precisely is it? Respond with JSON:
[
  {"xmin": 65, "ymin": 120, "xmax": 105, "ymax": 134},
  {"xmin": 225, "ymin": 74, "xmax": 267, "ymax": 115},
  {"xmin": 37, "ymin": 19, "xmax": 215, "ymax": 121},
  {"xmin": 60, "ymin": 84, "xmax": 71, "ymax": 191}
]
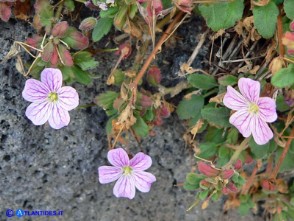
[
  {"xmin": 98, "ymin": 148, "xmax": 156, "ymax": 199},
  {"xmin": 223, "ymin": 78, "xmax": 277, "ymax": 145},
  {"xmin": 22, "ymin": 68, "xmax": 79, "ymax": 129}
]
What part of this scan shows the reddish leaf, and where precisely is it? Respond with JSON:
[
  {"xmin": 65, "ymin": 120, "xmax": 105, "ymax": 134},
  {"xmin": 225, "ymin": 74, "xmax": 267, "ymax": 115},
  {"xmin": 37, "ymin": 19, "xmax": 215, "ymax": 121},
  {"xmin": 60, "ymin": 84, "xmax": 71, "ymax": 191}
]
[
  {"xmin": 51, "ymin": 46, "xmax": 59, "ymax": 67},
  {"xmin": 147, "ymin": 65, "xmax": 161, "ymax": 86},
  {"xmin": 26, "ymin": 35, "xmax": 42, "ymax": 48},
  {"xmin": 0, "ymin": 3, "xmax": 12, "ymax": 22},
  {"xmin": 197, "ymin": 162, "xmax": 219, "ymax": 177},
  {"xmin": 140, "ymin": 95, "xmax": 153, "ymax": 108},
  {"xmin": 58, "ymin": 44, "xmax": 73, "ymax": 67},
  {"xmin": 79, "ymin": 17, "xmax": 97, "ymax": 31},
  {"xmin": 14, "ymin": 0, "xmax": 31, "ymax": 20},
  {"xmin": 160, "ymin": 105, "xmax": 170, "ymax": 118},
  {"xmin": 222, "ymin": 169, "xmax": 234, "ymax": 179},
  {"xmin": 262, "ymin": 180, "xmax": 276, "ymax": 191},
  {"xmin": 174, "ymin": 0, "xmax": 193, "ymax": 14},
  {"xmin": 234, "ymin": 159, "xmax": 242, "ymax": 170},
  {"xmin": 52, "ymin": 21, "xmax": 69, "ymax": 38},
  {"xmin": 62, "ymin": 27, "xmax": 89, "ymax": 50},
  {"xmin": 41, "ymin": 41, "xmax": 54, "ymax": 62},
  {"xmin": 226, "ymin": 182, "xmax": 238, "ymax": 192},
  {"xmin": 115, "ymin": 42, "xmax": 132, "ymax": 59}
]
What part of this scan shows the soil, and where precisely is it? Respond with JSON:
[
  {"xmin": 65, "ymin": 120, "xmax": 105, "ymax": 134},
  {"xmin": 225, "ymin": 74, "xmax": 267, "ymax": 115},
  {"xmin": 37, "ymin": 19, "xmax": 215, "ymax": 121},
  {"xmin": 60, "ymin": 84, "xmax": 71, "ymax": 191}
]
[{"xmin": 0, "ymin": 17, "xmax": 264, "ymax": 221}]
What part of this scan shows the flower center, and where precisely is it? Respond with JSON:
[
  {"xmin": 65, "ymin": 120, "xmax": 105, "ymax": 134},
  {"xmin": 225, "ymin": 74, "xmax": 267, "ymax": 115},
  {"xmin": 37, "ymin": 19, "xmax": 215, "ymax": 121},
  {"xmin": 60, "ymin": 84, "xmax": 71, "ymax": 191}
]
[
  {"xmin": 48, "ymin": 92, "xmax": 58, "ymax": 102},
  {"xmin": 248, "ymin": 103, "xmax": 259, "ymax": 114},
  {"xmin": 123, "ymin": 166, "xmax": 132, "ymax": 175}
]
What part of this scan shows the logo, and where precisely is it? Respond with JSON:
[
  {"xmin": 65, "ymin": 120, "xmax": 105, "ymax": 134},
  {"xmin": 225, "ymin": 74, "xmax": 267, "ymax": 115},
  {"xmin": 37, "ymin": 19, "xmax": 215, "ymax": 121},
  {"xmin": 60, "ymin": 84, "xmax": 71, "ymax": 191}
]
[
  {"xmin": 6, "ymin": 209, "xmax": 14, "ymax": 218},
  {"xmin": 15, "ymin": 209, "xmax": 24, "ymax": 218}
]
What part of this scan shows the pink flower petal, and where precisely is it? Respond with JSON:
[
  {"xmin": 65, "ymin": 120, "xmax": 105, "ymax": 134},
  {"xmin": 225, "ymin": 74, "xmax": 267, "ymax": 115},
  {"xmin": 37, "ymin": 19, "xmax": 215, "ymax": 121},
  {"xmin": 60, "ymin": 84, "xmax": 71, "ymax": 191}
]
[
  {"xmin": 22, "ymin": 79, "xmax": 49, "ymax": 103},
  {"xmin": 229, "ymin": 110, "xmax": 252, "ymax": 138},
  {"xmin": 238, "ymin": 78, "xmax": 260, "ymax": 103},
  {"xmin": 258, "ymin": 97, "xmax": 277, "ymax": 123},
  {"xmin": 107, "ymin": 148, "xmax": 129, "ymax": 167},
  {"xmin": 48, "ymin": 105, "xmax": 70, "ymax": 129},
  {"xmin": 133, "ymin": 171, "xmax": 156, "ymax": 193},
  {"xmin": 57, "ymin": 86, "xmax": 79, "ymax": 111},
  {"xmin": 98, "ymin": 166, "xmax": 122, "ymax": 184},
  {"xmin": 113, "ymin": 175, "xmax": 136, "ymax": 199},
  {"xmin": 251, "ymin": 116, "xmax": 273, "ymax": 145},
  {"xmin": 129, "ymin": 153, "xmax": 152, "ymax": 171},
  {"xmin": 25, "ymin": 101, "xmax": 53, "ymax": 125},
  {"xmin": 41, "ymin": 68, "xmax": 63, "ymax": 92},
  {"xmin": 223, "ymin": 86, "xmax": 248, "ymax": 110}
]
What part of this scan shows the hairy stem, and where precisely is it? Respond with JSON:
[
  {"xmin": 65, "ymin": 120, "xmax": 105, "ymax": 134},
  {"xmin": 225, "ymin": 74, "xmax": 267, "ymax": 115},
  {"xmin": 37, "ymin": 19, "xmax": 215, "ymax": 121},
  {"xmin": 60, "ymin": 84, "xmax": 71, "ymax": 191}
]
[
  {"xmin": 222, "ymin": 138, "xmax": 249, "ymax": 169},
  {"xmin": 133, "ymin": 11, "xmax": 185, "ymax": 86},
  {"xmin": 271, "ymin": 128, "xmax": 294, "ymax": 179},
  {"xmin": 277, "ymin": 6, "xmax": 285, "ymax": 58}
]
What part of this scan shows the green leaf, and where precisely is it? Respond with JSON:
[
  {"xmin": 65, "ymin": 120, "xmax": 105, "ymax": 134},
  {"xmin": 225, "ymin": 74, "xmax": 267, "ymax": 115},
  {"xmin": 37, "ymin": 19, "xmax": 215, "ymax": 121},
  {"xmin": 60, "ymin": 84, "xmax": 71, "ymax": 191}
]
[
  {"xmin": 176, "ymin": 95, "xmax": 204, "ymax": 120},
  {"xmin": 132, "ymin": 116, "xmax": 149, "ymax": 137},
  {"xmin": 143, "ymin": 109, "xmax": 154, "ymax": 122},
  {"xmin": 226, "ymin": 128, "xmax": 239, "ymax": 144},
  {"xmin": 276, "ymin": 94, "xmax": 291, "ymax": 112},
  {"xmin": 60, "ymin": 65, "xmax": 92, "ymax": 84},
  {"xmin": 198, "ymin": 0, "xmax": 244, "ymax": 31},
  {"xmin": 249, "ymin": 138, "xmax": 276, "ymax": 159},
  {"xmin": 204, "ymin": 126, "xmax": 226, "ymax": 143},
  {"xmin": 201, "ymin": 107, "xmax": 230, "ymax": 128},
  {"xmin": 92, "ymin": 18, "xmax": 113, "ymax": 42},
  {"xmin": 100, "ymin": 7, "xmax": 119, "ymax": 18},
  {"xmin": 64, "ymin": 0, "xmax": 75, "ymax": 12},
  {"xmin": 284, "ymin": 0, "xmax": 294, "ymax": 20},
  {"xmin": 199, "ymin": 190, "xmax": 209, "ymax": 200},
  {"xmin": 38, "ymin": 2, "xmax": 54, "ymax": 30},
  {"xmin": 187, "ymin": 74, "xmax": 217, "ymax": 90},
  {"xmin": 271, "ymin": 64, "xmax": 294, "ymax": 88},
  {"xmin": 186, "ymin": 173, "xmax": 202, "ymax": 187},
  {"xmin": 199, "ymin": 142, "xmax": 218, "ymax": 159},
  {"xmin": 218, "ymin": 75, "xmax": 238, "ymax": 86},
  {"xmin": 72, "ymin": 66, "xmax": 92, "ymax": 84},
  {"xmin": 73, "ymin": 51, "xmax": 99, "ymax": 71},
  {"xmin": 253, "ymin": 2, "xmax": 279, "ymax": 39},
  {"xmin": 95, "ymin": 91, "xmax": 119, "ymax": 110}
]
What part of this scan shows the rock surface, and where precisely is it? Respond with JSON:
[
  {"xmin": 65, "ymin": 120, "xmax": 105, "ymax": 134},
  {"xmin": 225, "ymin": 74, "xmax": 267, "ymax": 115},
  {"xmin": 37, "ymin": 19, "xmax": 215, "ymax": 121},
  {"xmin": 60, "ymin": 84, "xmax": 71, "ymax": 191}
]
[{"xmin": 0, "ymin": 19, "xmax": 263, "ymax": 221}]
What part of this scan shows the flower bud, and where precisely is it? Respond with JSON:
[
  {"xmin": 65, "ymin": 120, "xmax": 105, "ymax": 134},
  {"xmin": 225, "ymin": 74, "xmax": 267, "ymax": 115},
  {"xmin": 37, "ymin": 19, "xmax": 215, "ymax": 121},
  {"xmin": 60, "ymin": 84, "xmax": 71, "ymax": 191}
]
[
  {"xmin": 173, "ymin": 0, "xmax": 193, "ymax": 14},
  {"xmin": 160, "ymin": 105, "xmax": 170, "ymax": 118},
  {"xmin": 197, "ymin": 162, "xmax": 219, "ymax": 177},
  {"xmin": 115, "ymin": 43, "xmax": 132, "ymax": 59},
  {"xmin": 269, "ymin": 57, "xmax": 285, "ymax": 75},
  {"xmin": 147, "ymin": 66, "xmax": 161, "ymax": 86},
  {"xmin": 79, "ymin": 17, "xmax": 97, "ymax": 31},
  {"xmin": 262, "ymin": 179, "xmax": 276, "ymax": 191},
  {"xmin": 290, "ymin": 21, "xmax": 294, "ymax": 32}
]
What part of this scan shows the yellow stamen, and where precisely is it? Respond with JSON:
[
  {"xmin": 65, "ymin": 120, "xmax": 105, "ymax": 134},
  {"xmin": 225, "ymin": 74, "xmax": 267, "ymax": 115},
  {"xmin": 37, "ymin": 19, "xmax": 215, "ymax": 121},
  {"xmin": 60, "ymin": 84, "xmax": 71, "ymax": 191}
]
[
  {"xmin": 248, "ymin": 103, "xmax": 259, "ymax": 114},
  {"xmin": 48, "ymin": 92, "xmax": 58, "ymax": 102},
  {"xmin": 123, "ymin": 166, "xmax": 132, "ymax": 175}
]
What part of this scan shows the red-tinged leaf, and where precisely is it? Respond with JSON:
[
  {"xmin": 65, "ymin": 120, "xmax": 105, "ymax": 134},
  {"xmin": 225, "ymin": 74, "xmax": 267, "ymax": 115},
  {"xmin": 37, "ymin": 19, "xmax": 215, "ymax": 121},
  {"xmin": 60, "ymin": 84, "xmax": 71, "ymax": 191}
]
[
  {"xmin": 140, "ymin": 95, "xmax": 153, "ymax": 108},
  {"xmin": 234, "ymin": 159, "xmax": 242, "ymax": 170},
  {"xmin": 146, "ymin": 0, "xmax": 163, "ymax": 17},
  {"xmin": 197, "ymin": 162, "xmax": 219, "ymax": 177},
  {"xmin": 41, "ymin": 41, "xmax": 54, "ymax": 62},
  {"xmin": 222, "ymin": 187, "xmax": 229, "ymax": 195},
  {"xmin": 160, "ymin": 105, "xmax": 170, "ymax": 118},
  {"xmin": 58, "ymin": 44, "xmax": 73, "ymax": 66},
  {"xmin": 14, "ymin": 0, "xmax": 31, "ymax": 20},
  {"xmin": 79, "ymin": 17, "xmax": 97, "ymax": 31},
  {"xmin": 26, "ymin": 35, "xmax": 42, "ymax": 48},
  {"xmin": 222, "ymin": 169, "xmax": 234, "ymax": 179},
  {"xmin": 0, "ymin": 3, "xmax": 12, "ymax": 22},
  {"xmin": 226, "ymin": 182, "xmax": 238, "ymax": 192},
  {"xmin": 147, "ymin": 65, "xmax": 161, "ymax": 86},
  {"xmin": 52, "ymin": 21, "xmax": 69, "ymax": 38},
  {"xmin": 51, "ymin": 46, "xmax": 59, "ymax": 67},
  {"xmin": 115, "ymin": 42, "xmax": 132, "ymax": 59},
  {"xmin": 62, "ymin": 27, "xmax": 89, "ymax": 50}
]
